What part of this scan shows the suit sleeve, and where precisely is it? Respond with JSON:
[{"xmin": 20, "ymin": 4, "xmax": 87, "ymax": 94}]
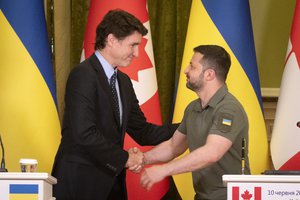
[{"xmin": 123, "ymin": 75, "xmax": 178, "ymax": 146}]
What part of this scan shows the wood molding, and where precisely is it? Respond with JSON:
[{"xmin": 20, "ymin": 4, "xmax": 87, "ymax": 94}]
[{"xmin": 261, "ymin": 88, "xmax": 280, "ymax": 97}]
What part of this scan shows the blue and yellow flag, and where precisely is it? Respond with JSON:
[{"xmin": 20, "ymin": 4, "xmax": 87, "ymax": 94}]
[
  {"xmin": 0, "ymin": 1, "xmax": 60, "ymax": 173},
  {"xmin": 172, "ymin": 0, "xmax": 270, "ymax": 199},
  {"xmin": 9, "ymin": 184, "xmax": 38, "ymax": 200}
]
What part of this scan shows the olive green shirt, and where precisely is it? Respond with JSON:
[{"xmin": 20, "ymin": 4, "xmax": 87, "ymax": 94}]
[{"xmin": 178, "ymin": 85, "xmax": 250, "ymax": 200}]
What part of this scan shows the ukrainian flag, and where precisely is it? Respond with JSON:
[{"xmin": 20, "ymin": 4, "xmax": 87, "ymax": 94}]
[
  {"xmin": 9, "ymin": 184, "xmax": 38, "ymax": 200},
  {"xmin": 172, "ymin": 0, "xmax": 270, "ymax": 199},
  {"xmin": 0, "ymin": 1, "xmax": 60, "ymax": 172}
]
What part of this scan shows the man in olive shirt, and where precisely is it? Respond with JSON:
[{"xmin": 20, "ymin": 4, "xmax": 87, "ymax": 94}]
[{"xmin": 140, "ymin": 45, "xmax": 250, "ymax": 200}]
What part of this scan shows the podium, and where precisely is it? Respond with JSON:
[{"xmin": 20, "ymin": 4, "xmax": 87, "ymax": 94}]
[
  {"xmin": 223, "ymin": 174, "xmax": 300, "ymax": 200},
  {"xmin": 0, "ymin": 172, "xmax": 57, "ymax": 200}
]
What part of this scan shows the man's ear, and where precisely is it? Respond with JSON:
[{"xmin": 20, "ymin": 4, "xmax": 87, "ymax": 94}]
[
  {"xmin": 106, "ymin": 33, "xmax": 117, "ymax": 47},
  {"xmin": 205, "ymin": 69, "xmax": 216, "ymax": 81}
]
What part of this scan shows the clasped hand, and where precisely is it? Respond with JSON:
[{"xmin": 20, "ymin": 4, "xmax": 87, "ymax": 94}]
[
  {"xmin": 126, "ymin": 147, "xmax": 166, "ymax": 190},
  {"xmin": 126, "ymin": 147, "xmax": 144, "ymax": 173}
]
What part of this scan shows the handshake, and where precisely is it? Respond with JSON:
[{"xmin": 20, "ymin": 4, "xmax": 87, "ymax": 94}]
[
  {"xmin": 125, "ymin": 147, "xmax": 145, "ymax": 173},
  {"xmin": 125, "ymin": 147, "xmax": 167, "ymax": 190}
]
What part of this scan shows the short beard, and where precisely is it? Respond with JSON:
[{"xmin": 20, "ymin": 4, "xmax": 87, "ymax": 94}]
[
  {"xmin": 186, "ymin": 81, "xmax": 201, "ymax": 92},
  {"xmin": 186, "ymin": 73, "xmax": 204, "ymax": 92}
]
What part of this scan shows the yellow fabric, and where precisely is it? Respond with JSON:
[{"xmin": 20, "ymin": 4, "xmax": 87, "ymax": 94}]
[
  {"xmin": 0, "ymin": 11, "xmax": 60, "ymax": 173},
  {"xmin": 172, "ymin": 0, "xmax": 270, "ymax": 199}
]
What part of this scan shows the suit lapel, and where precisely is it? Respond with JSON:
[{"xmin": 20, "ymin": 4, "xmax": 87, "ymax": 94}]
[
  {"xmin": 118, "ymin": 72, "xmax": 129, "ymax": 134},
  {"xmin": 89, "ymin": 54, "xmax": 121, "ymax": 128}
]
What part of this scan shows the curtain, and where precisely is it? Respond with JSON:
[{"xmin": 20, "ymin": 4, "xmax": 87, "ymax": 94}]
[{"xmin": 147, "ymin": 0, "xmax": 192, "ymax": 122}]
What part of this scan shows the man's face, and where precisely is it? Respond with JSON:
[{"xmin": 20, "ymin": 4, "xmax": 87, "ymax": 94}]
[
  {"xmin": 110, "ymin": 31, "xmax": 142, "ymax": 67},
  {"xmin": 184, "ymin": 52, "xmax": 206, "ymax": 92}
]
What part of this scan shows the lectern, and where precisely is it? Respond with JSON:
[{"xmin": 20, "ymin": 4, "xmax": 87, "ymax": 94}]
[
  {"xmin": 223, "ymin": 174, "xmax": 300, "ymax": 200},
  {"xmin": 0, "ymin": 172, "xmax": 57, "ymax": 200}
]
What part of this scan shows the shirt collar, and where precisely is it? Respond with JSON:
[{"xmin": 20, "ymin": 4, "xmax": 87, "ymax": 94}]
[
  {"xmin": 207, "ymin": 84, "xmax": 228, "ymax": 108},
  {"xmin": 95, "ymin": 51, "xmax": 116, "ymax": 79},
  {"xmin": 194, "ymin": 85, "xmax": 228, "ymax": 111}
]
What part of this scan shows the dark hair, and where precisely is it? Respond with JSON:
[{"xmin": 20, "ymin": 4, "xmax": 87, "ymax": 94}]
[
  {"xmin": 193, "ymin": 45, "xmax": 231, "ymax": 82},
  {"xmin": 94, "ymin": 9, "xmax": 148, "ymax": 50}
]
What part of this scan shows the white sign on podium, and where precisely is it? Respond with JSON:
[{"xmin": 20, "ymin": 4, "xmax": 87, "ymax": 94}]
[
  {"xmin": 0, "ymin": 172, "xmax": 57, "ymax": 200},
  {"xmin": 223, "ymin": 175, "xmax": 300, "ymax": 200}
]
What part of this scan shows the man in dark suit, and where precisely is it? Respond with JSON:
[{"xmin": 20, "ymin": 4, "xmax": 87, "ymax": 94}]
[{"xmin": 52, "ymin": 9, "xmax": 177, "ymax": 200}]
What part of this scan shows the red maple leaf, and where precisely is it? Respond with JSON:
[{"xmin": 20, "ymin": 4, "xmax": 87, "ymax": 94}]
[
  {"xmin": 119, "ymin": 37, "xmax": 153, "ymax": 81},
  {"xmin": 241, "ymin": 190, "xmax": 253, "ymax": 200},
  {"xmin": 83, "ymin": 0, "xmax": 149, "ymax": 59},
  {"xmin": 83, "ymin": 0, "xmax": 153, "ymax": 81}
]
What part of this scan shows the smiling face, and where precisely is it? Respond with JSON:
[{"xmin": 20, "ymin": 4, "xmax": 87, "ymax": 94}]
[{"xmin": 109, "ymin": 31, "xmax": 142, "ymax": 67}]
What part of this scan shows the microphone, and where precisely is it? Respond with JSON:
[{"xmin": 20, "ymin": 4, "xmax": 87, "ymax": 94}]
[
  {"xmin": 0, "ymin": 133, "xmax": 8, "ymax": 172},
  {"xmin": 241, "ymin": 138, "xmax": 245, "ymax": 175}
]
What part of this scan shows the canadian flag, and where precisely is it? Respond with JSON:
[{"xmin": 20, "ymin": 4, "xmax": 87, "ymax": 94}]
[
  {"xmin": 232, "ymin": 187, "xmax": 262, "ymax": 200},
  {"xmin": 81, "ymin": 0, "xmax": 169, "ymax": 199},
  {"xmin": 270, "ymin": 0, "xmax": 300, "ymax": 170}
]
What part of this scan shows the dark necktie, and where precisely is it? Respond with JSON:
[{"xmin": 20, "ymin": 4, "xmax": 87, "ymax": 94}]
[{"xmin": 110, "ymin": 71, "xmax": 120, "ymax": 121}]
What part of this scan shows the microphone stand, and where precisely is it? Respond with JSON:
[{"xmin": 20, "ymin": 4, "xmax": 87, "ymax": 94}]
[{"xmin": 0, "ymin": 134, "xmax": 8, "ymax": 172}]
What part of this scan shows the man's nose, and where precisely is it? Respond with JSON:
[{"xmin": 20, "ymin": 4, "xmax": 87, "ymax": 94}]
[{"xmin": 133, "ymin": 46, "xmax": 139, "ymax": 57}]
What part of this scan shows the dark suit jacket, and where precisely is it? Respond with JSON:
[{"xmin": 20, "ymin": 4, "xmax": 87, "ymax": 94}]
[{"xmin": 52, "ymin": 54, "xmax": 177, "ymax": 200}]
